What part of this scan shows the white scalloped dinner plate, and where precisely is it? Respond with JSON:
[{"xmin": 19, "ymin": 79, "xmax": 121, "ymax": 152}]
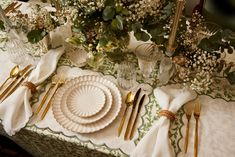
[
  {"xmin": 62, "ymin": 81, "xmax": 112, "ymax": 124},
  {"xmin": 67, "ymin": 85, "xmax": 105, "ymax": 118},
  {"xmin": 52, "ymin": 75, "xmax": 122, "ymax": 133}
]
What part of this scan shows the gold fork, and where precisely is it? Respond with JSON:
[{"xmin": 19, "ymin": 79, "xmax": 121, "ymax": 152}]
[
  {"xmin": 194, "ymin": 99, "xmax": 201, "ymax": 157},
  {"xmin": 184, "ymin": 100, "xmax": 195, "ymax": 153}
]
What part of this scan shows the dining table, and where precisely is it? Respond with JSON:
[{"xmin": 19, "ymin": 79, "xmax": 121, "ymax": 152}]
[{"xmin": 1, "ymin": 1, "xmax": 235, "ymax": 157}]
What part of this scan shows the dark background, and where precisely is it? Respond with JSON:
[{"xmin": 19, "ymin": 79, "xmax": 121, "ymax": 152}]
[{"xmin": 0, "ymin": 135, "xmax": 32, "ymax": 157}]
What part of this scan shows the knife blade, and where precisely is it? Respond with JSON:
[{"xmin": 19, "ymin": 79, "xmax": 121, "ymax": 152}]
[
  {"xmin": 2, "ymin": 68, "xmax": 33, "ymax": 102},
  {"xmin": 129, "ymin": 94, "xmax": 146, "ymax": 140},
  {"xmin": 0, "ymin": 65, "xmax": 32, "ymax": 101},
  {"xmin": 124, "ymin": 88, "xmax": 141, "ymax": 140}
]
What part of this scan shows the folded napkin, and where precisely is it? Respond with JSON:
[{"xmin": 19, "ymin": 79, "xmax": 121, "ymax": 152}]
[
  {"xmin": 131, "ymin": 86, "xmax": 196, "ymax": 157},
  {"xmin": 0, "ymin": 33, "xmax": 65, "ymax": 136}
]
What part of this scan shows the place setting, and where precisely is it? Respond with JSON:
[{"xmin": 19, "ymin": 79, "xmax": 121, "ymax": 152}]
[
  {"xmin": 0, "ymin": 0, "xmax": 235, "ymax": 157},
  {"xmin": 51, "ymin": 75, "xmax": 122, "ymax": 133}
]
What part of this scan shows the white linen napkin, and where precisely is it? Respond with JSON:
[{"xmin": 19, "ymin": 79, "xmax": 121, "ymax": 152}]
[
  {"xmin": 0, "ymin": 34, "xmax": 65, "ymax": 136},
  {"xmin": 131, "ymin": 86, "xmax": 196, "ymax": 157}
]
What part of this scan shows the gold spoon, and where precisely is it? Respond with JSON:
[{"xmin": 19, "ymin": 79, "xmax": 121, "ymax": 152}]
[
  {"xmin": 118, "ymin": 91, "xmax": 134, "ymax": 137},
  {"xmin": 0, "ymin": 65, "xmax": 20, "ymax": 90}
]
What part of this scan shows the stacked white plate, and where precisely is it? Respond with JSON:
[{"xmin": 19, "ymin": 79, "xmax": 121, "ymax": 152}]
[{"xmin": 52, "ymin": 75, "xmax": 122, "ymax": 133}]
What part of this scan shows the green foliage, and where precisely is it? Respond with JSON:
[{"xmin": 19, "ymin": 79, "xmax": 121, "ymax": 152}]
[
  {"xmin": 149, "ymin": 25, "xmax": 166, "ymax": 44},
  {"xmin": 106, "ymin": 48, "xmax": 126, "ymax": 63},
  {"xmin": 103, "ymin": 6, "xmax": 115, "ymax": 21},
  {"xmin": 0, "ymin": 20, "xmax": 5, "ymax": 30},
  {"xmin": 111, "ymin": 15, "xmax": 123, "ymax": 30},
  {"xmin": 160, "ymin": 2, "xmax": 174, "ymax": 20},
  {"xmin": 134, "ymin": 31, "xmax": 150, "ymax": 42},
  {"xmin": 67, "ymin": 35, "xmax": 86, "ymax": 45},
  {"xmin": 198, "ymin": 31, "xmax": 233, "ymax": 52},
  {"xmin": 27, "ymin": 29, "xmax": 46, "ymax": 44}
]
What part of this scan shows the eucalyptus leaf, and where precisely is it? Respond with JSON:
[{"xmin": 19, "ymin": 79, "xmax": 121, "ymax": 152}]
[
  {"xmin": 103, "ymin": 6, "xmax": 115, "ymax": 21},
  {"xmin": 209, "ymin": 32, "xmax": 222, "ymax": 42},
  {"xmin": 153, "ymin": 36, "xmax": 165, "ymax": 45},
  {"xmin": 149, "ymin": 26, "xmax": 164, "ymax": 37},
  {"xmin": 227, "ymin": 71, "xmax": 235, "ymax": 85},
  {"xmin": 115, "ymin": 15, "xmax": 123, "ymax": 30},
  {"xmin": 131, "ymin": 23, "xmax": 142, "ymax": 32},
  {"xmin": 27, "ymin": 29, "xmax": 46, "ymax": 44},
  {"xmin": 0, "ymin": 20, "xmax": 4, "ymax": 30},
  {"xmin": 198, "ymin": 38, "xmax": 214, "ymax": 52},
  {"xmin": 134, "ymin": 31, "xmax": 150, "ymax": 41}
]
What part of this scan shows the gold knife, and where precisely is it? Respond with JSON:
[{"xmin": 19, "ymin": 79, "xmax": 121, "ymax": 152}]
[
  {"xmin": 0, "ymin": 65, "xmax": 32, "ymax": 101},
  {"xmin": 129, "ymin": 94, "xmax": 146, "ymax": 140},
  {"xmin": 34, "ymin": 83, "xmax": 55, "ymax": 115},
  {"xmin": 124, "ymin": 88, "xmax": 141, "ymax": 140},
  {"xmin": 1, "ymin": 68, "xmax": 33, "ymax": 102},
  {"xmin": 40, "ymin": 80, "xmax": 63, "ymax": 120}
]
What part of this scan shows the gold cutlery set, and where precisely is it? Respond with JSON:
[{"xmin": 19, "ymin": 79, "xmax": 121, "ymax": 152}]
[
  {"xmin": 118, "ymin": 88, "xmax": 146, "ymax": 140},
  {"xmin": 184, "ymin": 98, "xmax": 201, "ymax": 157},
  {"xmin": 4, "ymin": 2, "xmax": 22, "ymax": 15},
  {"xmin": 34, "ymin": 77, "xmax": 64, "ymax": 121},
  {"xmin": 0, "ymin": 65, "xmax": 33, "ymax": 102}
]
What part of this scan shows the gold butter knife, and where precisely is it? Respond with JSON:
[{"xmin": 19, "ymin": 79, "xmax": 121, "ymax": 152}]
[
  {"xmin": 129, "ymin": 94, "xmax": 145, "ymax": 140},
  {"xmin": 2, "ymin": 68, "xmax": 33, "ymax": 102},
  {"xmin": 0, "ymin": 65, "xmax": 32, "ymax": 101},
  {"xmin": 124, "ymin": 88, "xmax": 141, "ymax": 140}
]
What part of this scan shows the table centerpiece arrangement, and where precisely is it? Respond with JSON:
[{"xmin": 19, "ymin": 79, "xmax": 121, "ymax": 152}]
[{"xmin": 0, "ymin": 0, "xmax": 235, "ymax": 94}]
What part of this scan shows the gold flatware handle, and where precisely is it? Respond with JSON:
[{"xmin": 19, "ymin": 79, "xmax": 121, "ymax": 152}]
[
  {"xmin": 184, "ymin": 118, "xmax": 190, "ymax": 153},
  {"xmin": 124, "ymin": 106, "xmax": 134, "ymax": 140},
  {"xmin": 0, "ymin": 78, "xmax": 17, "ymax": 101},
  {"xmin": 194, "ymin": 118, "xmax": 199, "ymax": 157},
  {"xmin": 40, "ymin": 83, "xmax": 60, "ymax": 120},
  {"xmin": 1, "ymin": 68, "xmax": 33, "ymax": 102},
  {"xmin": 0, "ymin": 65, "xmax": 32, "ymax": 101},
  {"xmin": 0, "ymin": 77, "xmax": 10, "ymax": 90},
  {"xmin": 118, "ymin": 107, "xmax": 128, "ymax": 137},
  {"xmin": 4, "ymin": 2, "xmax": 17, "ymax": 14},
  {"xmin": 34, "ymin": 84, "xmax": 54, "ymax": 115},
  {"xmin": 124, "ymin": 88, "xmax": 141, "ymax": 140}
]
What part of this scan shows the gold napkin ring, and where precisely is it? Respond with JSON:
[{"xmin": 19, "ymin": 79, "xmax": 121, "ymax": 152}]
[
  {"xmin": 22, "ymin": 81, "xmax": 37, "ymax": 93},
  {"xmin": 159, "ymin": 110, "xmax": 175, "ymax": 121}
]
